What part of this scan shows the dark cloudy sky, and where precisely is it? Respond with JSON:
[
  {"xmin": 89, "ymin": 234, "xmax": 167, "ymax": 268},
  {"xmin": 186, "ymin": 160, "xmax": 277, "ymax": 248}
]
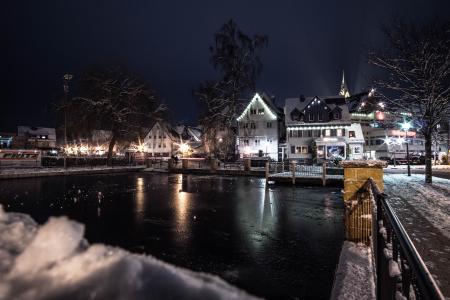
[{"xmin": 1, "ymin": 0, "xmax": 449, "ymax": 131}]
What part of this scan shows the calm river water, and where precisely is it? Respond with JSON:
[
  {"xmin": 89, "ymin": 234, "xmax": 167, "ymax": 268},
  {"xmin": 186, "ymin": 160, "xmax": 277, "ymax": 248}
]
[{"xmin": 0, "ymin": 173, "xmax": 344, "ymax": 299}]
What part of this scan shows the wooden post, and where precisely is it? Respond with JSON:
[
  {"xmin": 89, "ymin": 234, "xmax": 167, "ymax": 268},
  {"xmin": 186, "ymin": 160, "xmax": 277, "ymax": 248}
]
[
  {"xmin": 291, "ymin": 160, "xmax": 296, "ymax": 185},
  {"xmin": 182, "ymin": 158, "xmax": 188, "ymax": 169},
  {"xmin": 244, "ymin": 158, "xmax": 251, "ymax": 172},
  {"xmin": 265, "ymin": 161, "xmax": 269, "ymax": 188},
  {"xmin": 322, "ymin": 162, "xmax": 326, "ymax": 186}
]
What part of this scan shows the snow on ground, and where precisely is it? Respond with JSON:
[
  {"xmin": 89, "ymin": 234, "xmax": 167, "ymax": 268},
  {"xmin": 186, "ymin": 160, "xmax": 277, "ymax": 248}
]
[
  {"xmin": 0, "ymin": 165, "xmax": 144, "ymax": 175},
  {"xmin": 0, "ymin": 206, "xmax": 258, "ymax": 300},
  {"xmin": 330, "ymin": 241, "xmax": 375, "ymax": 300},
  {"xmin": 384, "ymin": 174, "xmax": 450, "ymax": 239},
  {"xmin": 384, "ymin": 174, "xmax": 450, "ymax": 297},
  {"xmin": 385, "ymin": 164, "xmax": 450, "ymax": 170}
]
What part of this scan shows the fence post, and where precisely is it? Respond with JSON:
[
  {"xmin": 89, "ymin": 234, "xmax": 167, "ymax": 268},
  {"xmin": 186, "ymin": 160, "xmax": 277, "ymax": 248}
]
[
  {"xmin": 265, "ymin": 161, "xmax": 269, "ymax": 188},
  {"xmin": 244, "ymin": 158, "xmax": 251, "ymax": 172},
  {"xmin": 322, "ymin": 162, "xmax": 326, "ymax": 186},
  {"xmin": 291, "ymin": 160, "xmax": 296, "ymax": 185}
]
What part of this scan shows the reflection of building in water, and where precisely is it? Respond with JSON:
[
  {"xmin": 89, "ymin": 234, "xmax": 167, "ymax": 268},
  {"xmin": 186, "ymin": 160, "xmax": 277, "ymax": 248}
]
[
  {"xmin": 135, "ymin": 177, "xmax": 145, "ymax": 214},
  {"xmin": 235, "ymin": 182, "xmax": 279, "ymax": 254},
  {"xmin": 175, "ymin": 174, "xmax": 192, "ymax": 247}
]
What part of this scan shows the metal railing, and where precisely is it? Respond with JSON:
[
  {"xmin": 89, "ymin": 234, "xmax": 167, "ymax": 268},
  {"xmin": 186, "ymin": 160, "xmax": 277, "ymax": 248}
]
[{"xmin": 366, "ymin": 179, "xmax": 445, "ymax": 300}]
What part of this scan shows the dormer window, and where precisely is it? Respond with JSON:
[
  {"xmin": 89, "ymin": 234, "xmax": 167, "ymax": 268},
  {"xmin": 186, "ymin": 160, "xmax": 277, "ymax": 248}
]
[
  {"xmin": 250, "ymin": 109, "xmax": 257, "ymax": 115},
  {"xmin": 334, "ymin": 112, "xmax": 341, "ymax": 119},
  {"xmin": 309, "ymin": 114, "xmax": 314, "ymax": 121},
  {"xmin": 258, "ymin": 108, "xmax": 265, "ymax": 115}
]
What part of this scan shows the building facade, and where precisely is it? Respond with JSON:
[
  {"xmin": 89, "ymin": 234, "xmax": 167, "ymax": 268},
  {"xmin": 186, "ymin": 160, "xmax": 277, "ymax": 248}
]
[
  {"xmin": 143, "ymin": 121, "xmax": 179, "ymax": 158},
  {"xmin": 285, "ymin": 95, "xmax": 365, "ymax": 162},
  {"xmin": 236, "ymin": 93, "xmax": 284, "ymax": 160},
  {"xmin": 17, "ymin": 126, "xmax": 57, "ymax": 150}
]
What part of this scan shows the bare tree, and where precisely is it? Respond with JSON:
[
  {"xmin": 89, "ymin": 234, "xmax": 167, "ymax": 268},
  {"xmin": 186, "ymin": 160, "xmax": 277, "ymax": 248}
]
[
  {"xmin": 369, "ymin": 20, "xmax": 450, "ymax": 183},
  {"xmin": 71, "ymin": 66, "xmax": 165, "ymax": 165},
  {"xmin": 196, "ymin": 19, "xmax": 268, "ymax": 158}
]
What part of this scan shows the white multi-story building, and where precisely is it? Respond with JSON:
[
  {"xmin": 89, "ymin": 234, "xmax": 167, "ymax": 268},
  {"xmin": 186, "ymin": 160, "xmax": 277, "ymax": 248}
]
[
  {"xmin": 285, "ymin": 95, "xmax": 365, "ymax": 162},
  {"xmin": 143, "ymin": 121, "xmax": 179, "ymax": 158},
  {"xmin": 236, "ymin": 93, "xmax": 284, "ymax": 160}
]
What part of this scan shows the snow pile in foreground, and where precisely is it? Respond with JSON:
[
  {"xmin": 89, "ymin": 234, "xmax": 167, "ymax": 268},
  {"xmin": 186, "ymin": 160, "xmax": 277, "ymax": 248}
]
[
  {"xmin": 330, "ymin": 241, "xmax": 375, "ymax": 300},
  {"xmin": 0, "ymin": 206, "xmax": 258, "ymax": 300},
  {"xmin": 384, "ymin": 174, "xmax": 450, "ymax": 239}
]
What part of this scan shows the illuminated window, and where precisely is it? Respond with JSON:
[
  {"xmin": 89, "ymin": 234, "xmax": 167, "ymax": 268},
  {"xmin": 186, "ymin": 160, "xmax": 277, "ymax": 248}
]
[
  {"xmin": 302, "ymin": 146, "xmax": 309, "ymax": 154},
  {"xmin": 258, "ymin": 108, "xmax": 265, "ymax": 115},
  {"xmin": 325, "ymin": 129, "xmax": 331, "ymax": 137},
  {"xmin": 349, "ymin": 131, "xmax": 356, "ymax": 138},
  {"xmin": 336, "ymin": 129, "xmax": 343, "ymax": 136}
]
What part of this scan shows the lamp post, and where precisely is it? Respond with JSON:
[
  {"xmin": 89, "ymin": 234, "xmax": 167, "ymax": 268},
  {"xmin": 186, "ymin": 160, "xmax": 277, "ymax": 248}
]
[
  {"xmin": 401, "ymin": 121, "xmax": 412, "ymax": 176},
  {"xmin": 63, "ymin": 74, "xmax": 73, "ymax": 169}
]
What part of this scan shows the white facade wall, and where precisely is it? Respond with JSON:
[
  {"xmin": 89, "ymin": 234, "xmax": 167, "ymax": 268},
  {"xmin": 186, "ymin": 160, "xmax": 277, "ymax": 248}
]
[
  {"xmin": 143, "ymin": 123, "xmax": 175, "ymax": 157},
  {"xmin": 236, "ymin": 94, "xmax": 280, "ymax": 160},
  {"xmin": 286, "ymin": 123, "xmax": 365, "ymax": 161}
]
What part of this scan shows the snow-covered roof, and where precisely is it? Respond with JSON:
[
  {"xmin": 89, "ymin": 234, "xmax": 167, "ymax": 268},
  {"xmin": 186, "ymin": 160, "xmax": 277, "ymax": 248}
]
[
  {"xmin": 284, "ymin": 95, "xmax": 351, "ymax": 124},
  {"xmin": 236, "ymin": 92, "xmax": 283, "ymax": 122}
]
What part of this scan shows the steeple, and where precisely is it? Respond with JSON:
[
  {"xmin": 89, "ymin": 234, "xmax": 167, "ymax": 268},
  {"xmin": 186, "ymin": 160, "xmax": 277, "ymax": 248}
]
[{"xmin": 339, "ymin": 70, "xmax": 350, "ymax": 98}]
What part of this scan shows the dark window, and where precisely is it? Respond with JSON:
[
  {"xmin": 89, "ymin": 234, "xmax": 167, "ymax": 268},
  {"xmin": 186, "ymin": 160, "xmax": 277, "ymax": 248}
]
[
  {"xmin": 331, "ymin": 129, "xmax": 337, "ymax": 136},
  {"xmin": 250, "ymin": 109, "xmax": 256, "ymax": 115},
  {"xmin": 307, "ymin": 130, "xmax": 312, "ymax": 137},
  {"xmin": 318, "ymin": 113, "xmax": 323, "ymax": 121},
  {"xmin": 267, "ymin": 122, "xmax": 272, "ymax": 128},
  {"xmin": 291, "ymin": 146, "xmax": 295, "ymax": 154},
  {"xmin": 309, "ymin": 114, "xmax": 314, "ymax": 121},
  {"xmin": 298, "ymin": 130, "xmax": 303, "ymax": 138},
  {"xmin": 250, "ymin": 123, "xmax": 256, "ymax": 129},
  {"xmin": 334, "ymin": 112, "xmax": 341, "ymax": 119}
]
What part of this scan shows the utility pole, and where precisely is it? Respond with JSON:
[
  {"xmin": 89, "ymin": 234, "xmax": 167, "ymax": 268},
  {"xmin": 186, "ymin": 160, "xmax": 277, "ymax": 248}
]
[{"xmin": 63, "ymin": 74, "xmax": 73, "ymax": 169}]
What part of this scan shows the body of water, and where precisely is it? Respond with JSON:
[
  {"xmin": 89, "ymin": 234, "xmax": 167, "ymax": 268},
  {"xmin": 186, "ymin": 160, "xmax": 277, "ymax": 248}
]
[{"xmin": 0, "ymin": 173, "xmax": 344, "ymax": 299}]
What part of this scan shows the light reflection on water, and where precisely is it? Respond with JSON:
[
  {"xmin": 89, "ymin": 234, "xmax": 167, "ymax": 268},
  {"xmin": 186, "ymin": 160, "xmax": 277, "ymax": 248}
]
[{"xmin": 0, "ymin": 173, "xmax": 344, "ymax": 300}]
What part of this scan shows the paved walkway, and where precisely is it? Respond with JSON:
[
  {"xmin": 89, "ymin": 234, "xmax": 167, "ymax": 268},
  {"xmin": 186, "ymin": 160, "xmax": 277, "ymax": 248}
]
[{"xmin": 384, "ymin": 175, "xmax": 450, "ymax": 298}]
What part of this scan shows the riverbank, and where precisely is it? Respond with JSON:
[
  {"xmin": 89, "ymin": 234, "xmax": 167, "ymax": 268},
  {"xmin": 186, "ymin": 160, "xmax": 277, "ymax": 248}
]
[{"xmin": 0, "ymin": 166, "xmax": 145, "ymax": 180}]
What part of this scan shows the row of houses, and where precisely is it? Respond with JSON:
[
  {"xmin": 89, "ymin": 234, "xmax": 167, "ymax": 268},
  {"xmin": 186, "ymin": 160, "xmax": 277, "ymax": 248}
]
[
  {"xmin": 235, "ymin": 74, "xmax": 449, "ymax": 162},
  {"xmin": 2, "ymin": 73, "xmax": 449, "ymax": 162}
]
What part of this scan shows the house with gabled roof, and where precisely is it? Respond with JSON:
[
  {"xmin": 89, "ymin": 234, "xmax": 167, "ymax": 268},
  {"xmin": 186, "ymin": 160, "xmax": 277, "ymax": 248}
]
[
  {"xmin": 236, "ymin": 92, "xmax": 284, "ymax": 160},
  {"xmin": 142, "ymin": 121, "xmax": 180, "ymax": 158},
  {"xmin": 284, "ymin": 92, "xmax": 365, "ymax": 162}
]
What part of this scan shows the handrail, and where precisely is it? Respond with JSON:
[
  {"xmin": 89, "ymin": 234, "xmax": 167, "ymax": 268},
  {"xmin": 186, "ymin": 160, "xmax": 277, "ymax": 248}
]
[{"xmin": 369, "ymin": 179, "xmax": 444, "ymax": 300}]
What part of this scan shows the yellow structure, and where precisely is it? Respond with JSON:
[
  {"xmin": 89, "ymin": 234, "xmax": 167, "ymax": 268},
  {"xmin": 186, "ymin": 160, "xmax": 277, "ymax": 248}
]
[{"xmin": 342, "ymin": 160, "xmax": 386, "ymax": 202}]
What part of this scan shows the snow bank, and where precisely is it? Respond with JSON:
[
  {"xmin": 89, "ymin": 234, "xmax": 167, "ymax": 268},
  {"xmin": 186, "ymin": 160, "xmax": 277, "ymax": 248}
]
[
  {"xmin": 0, "ymin": 206, "xmax": 258, "ymax": 300},
  {"xmin": 384, "ymin": 174, "xmax": 450, "ymax": 239},
  {"xmin": 330, "ymin": 241, "xmax": 375, "ymax": 300},
  {"xmin": 341, "ymin": 160, "xmax": 387, "ymax": 168}
]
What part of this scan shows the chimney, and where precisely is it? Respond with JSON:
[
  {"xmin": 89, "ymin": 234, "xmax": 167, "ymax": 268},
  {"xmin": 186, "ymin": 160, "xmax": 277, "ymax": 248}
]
[{"xmin": 300, "ymin": 94, "xmax": 305, "ymax": 102}]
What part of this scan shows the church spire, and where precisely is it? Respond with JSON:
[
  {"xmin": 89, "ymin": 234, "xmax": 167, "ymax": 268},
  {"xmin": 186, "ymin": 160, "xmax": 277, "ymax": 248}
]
[{"xmin": 339, "ymin": 70, "xmax": 350, "ymax": 98}]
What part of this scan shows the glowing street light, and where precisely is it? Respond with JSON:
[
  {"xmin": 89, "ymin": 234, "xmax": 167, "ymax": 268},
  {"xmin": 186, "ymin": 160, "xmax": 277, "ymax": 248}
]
[{"xmin": 179, "ymin": 143, "xmax": 190, "ymax": 157}]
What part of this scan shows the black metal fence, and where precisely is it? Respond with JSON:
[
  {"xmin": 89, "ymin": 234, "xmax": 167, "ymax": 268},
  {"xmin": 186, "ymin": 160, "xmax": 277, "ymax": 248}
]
[{"xmin": 368, "ymin": 179, "xmax": 445, "ymax": 300}]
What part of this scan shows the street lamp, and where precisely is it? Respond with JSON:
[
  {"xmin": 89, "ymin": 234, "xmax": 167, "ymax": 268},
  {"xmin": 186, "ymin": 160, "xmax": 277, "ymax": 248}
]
[
  {"xmin": 63, "ymin": 74, "xmax": 73, "ymax": 169},
  {"xmin": 401, "ymin": 121, "xmax": 412, "ymax": 176}
]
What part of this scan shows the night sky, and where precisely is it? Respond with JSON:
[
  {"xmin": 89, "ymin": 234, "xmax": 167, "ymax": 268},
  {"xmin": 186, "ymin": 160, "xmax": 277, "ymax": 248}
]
[{"xmin": 1, "ymin": 0, "xmax": 449, "ymax": 131}]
